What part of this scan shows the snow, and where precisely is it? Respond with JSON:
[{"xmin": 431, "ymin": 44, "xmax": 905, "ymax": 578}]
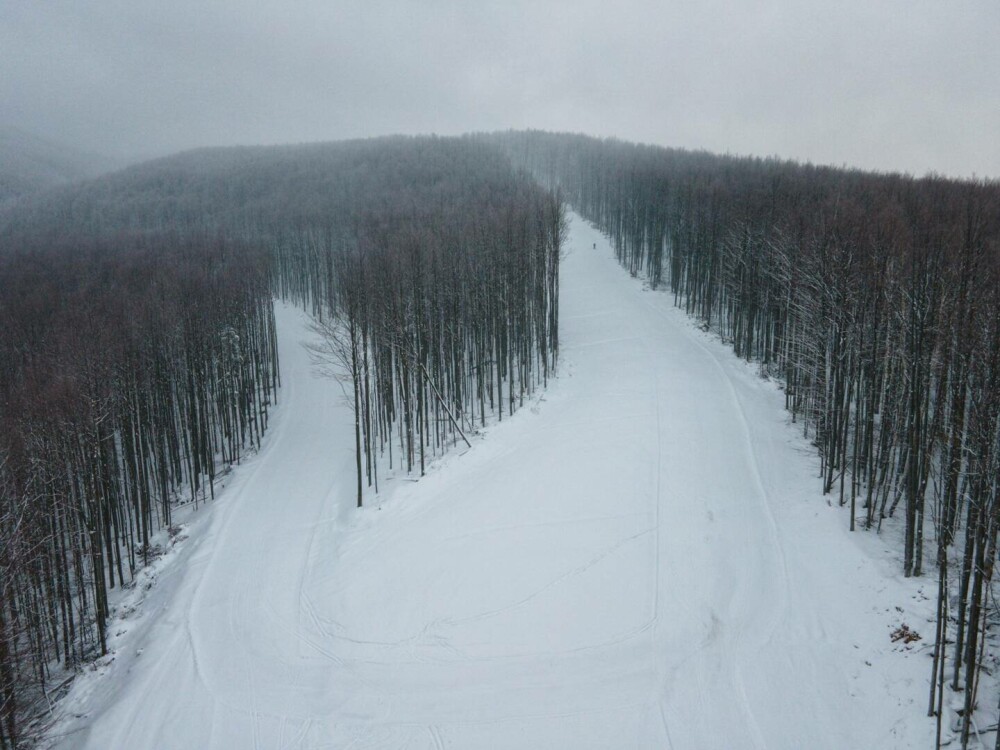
[{"xmin": 48, "ymin": 212, "xmax": 939, "ymax": 749}]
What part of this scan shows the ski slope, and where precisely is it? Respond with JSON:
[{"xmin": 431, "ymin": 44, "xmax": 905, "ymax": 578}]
[{"xmin": 53, "ymin": 213, "xmax": 934, "ymax": 749}]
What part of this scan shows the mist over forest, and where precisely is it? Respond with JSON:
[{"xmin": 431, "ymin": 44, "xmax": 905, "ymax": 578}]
[{"xmin": 1, "ymin": 3, "xmax": 998, "ymax": 749}]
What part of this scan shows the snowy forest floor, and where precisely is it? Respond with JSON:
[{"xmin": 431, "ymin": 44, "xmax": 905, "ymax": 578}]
[{"xmin": 45, "ymin": 213, "xmax": 950, "ymax": 749}]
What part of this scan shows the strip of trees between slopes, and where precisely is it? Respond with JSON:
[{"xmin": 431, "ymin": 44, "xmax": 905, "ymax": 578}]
[
  {"xmin": 491, "ymin": 130, "xmax": 1000, "ymax": 749},
  {"xmin": 0, "ymin": 135, "xmax": 562, "ymax": 748}
]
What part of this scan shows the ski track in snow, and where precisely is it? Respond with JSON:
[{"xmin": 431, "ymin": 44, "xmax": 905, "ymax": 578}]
[{"xmin": 49, "ymin": 213, "xmax": 936, "ymax": 749}]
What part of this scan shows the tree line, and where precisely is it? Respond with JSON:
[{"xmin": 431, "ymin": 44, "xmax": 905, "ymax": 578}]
[
  {"xmin": 491, "ymin": 130, "xmax": 1000, "ymax": 749},
  {"xmin": 0, "ymin": 135, "xmax": 561, "ymax": 746},
  {"xmin": 275, "ymin": 141, "xmax": 564, "ymax": 505},
  {"xmin": 0, "ymin": 233, "xmax": 277, "ymax": 747}
]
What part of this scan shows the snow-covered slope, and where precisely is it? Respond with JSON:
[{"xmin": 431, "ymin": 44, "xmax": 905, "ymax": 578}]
[{"xmin": 51, "ymin": 213, "xmax": 934, "ymax": 749}]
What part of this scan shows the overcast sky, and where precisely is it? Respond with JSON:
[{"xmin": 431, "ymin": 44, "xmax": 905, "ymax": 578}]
[{"xmin": 2, "ymin": 0, "xmax": 997, "ymax": 178}]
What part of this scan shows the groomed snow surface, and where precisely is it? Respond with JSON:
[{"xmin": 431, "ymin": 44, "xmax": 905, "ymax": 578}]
[{"xmin": 50, "ymin": 214, "xmax": 939, "ymax": 749}]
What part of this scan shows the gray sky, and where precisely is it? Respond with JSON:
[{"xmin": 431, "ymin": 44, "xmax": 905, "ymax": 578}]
[{"xmin": 2, "ymin": 0, "xmax": 998, "ymax": 177}]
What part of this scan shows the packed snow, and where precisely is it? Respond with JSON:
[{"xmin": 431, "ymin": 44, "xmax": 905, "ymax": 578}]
[{"xmin": 48, "ymin": 213, "xmax": 938, "ymax": 749}]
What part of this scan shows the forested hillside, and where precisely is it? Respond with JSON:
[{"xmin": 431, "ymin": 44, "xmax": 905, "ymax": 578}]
[
  {"xmin": 5, "ymin": 127, "xmax": 994, "ymax": 747},
  {"xmin": 0, "ymin": 136, "xmax": 561, "ymax": 748},
  {"xmin": 492, "ymin": 130, "xmax": 1000, "ymax": 747},
  {"xmin": 0, "ymin": 126, "xmax": 116, "ymax": 205}
]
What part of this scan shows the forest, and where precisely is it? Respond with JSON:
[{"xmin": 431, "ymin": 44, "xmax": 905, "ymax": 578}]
[
  {"xmin": 2, "ymin": 129, "xmax": 998, "ymax": 748},
  {"xmin": 0, "ymin": 136, "xmax": 561, "ymax": 748},
  {"xmin": 491, "ymin": 130, "xmax": 1000, "ymax": 748}
]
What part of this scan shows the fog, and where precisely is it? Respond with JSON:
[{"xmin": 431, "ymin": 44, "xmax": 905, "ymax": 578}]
[{"xmin": 2, "ymin": 0, "xmax": 997, "ymax": 177}]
